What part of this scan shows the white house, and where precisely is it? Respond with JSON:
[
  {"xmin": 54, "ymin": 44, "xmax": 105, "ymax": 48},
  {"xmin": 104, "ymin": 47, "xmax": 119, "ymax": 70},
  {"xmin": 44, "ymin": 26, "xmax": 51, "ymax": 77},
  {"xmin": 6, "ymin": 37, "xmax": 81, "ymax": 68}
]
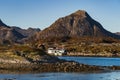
[{"xmin": 47, "ymin": 48, "xmax": 66, "ymax": 56}]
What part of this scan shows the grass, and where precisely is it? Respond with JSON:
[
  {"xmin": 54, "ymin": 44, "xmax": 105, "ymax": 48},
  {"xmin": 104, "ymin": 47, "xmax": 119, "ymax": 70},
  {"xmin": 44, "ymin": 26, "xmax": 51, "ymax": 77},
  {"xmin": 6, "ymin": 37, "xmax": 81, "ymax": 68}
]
[
  {"xmin": 65, "ymin": 43, "xmax": 120, "ymax": 55},
  {"xmin": 0, "ymin": 51, "xmax": 24, "ymax": 60},
  {"xmin": 0, "ymin": 44, "xmax": 48, "ymax": 62}
]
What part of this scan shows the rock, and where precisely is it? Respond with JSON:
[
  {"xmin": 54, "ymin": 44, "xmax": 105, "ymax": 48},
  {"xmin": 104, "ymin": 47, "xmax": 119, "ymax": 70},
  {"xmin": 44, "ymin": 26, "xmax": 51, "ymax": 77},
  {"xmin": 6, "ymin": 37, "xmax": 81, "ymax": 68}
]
[{"xmin": 0, "ymin": 60, "xmax": 104, "ymax": 73}]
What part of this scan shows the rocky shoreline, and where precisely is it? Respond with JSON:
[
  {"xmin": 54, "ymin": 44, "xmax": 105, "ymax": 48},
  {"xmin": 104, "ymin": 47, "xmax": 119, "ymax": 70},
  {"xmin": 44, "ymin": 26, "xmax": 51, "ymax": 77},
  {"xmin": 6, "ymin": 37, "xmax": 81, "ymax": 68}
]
[
  {"xmin": 0, "ymin": 51, "xmax": 120, "ymax": 74},
  {"xmin": 66, "ymin": 52, "xmax": 120, "ymax": 57},
  {"xmin": 0, "ymin": 60, "xmax": 120, "ymax": 74},
  {"xmin": 0, "ymin": 61, "xmax": 104, "ymax": 74}
]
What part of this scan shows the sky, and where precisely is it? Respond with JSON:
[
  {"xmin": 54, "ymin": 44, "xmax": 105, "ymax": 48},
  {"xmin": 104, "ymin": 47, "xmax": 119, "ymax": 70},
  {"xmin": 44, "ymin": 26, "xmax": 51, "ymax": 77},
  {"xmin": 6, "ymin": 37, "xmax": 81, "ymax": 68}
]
[{"xmin": 0, "ymin": 0, "xmax": 120, "ymax": 32}]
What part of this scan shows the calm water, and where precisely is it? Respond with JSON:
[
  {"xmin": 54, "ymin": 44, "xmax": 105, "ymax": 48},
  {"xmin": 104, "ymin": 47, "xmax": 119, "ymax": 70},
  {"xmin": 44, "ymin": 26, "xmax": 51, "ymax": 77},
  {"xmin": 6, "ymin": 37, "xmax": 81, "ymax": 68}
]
[
  {"xmin": 1, "ymin": 57, "xmax": 120, "ymax": 80},
  {"xmin": 59, "ymin": 56, "xmax": 120, "ymax": 66},
  {"xmin": 1, "ymin": 72, "xmax": 120, "ymax": 80}
]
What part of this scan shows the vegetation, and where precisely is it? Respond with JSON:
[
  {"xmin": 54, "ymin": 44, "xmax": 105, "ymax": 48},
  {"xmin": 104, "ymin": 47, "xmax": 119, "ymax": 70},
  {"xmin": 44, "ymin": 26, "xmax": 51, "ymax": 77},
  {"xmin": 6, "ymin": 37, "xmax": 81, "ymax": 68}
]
[
  {"xmin": 63, "ymin": 41, "xmax": 120, "ymax": 57},
  {"xmin": 37, "ymin": 37, "xmax": 120, "ymax": 56},
  {"xmin": 1, "ymin": 36, "xmax": 120, "ymax": 59},
  {"xmin": 0, "ymin": 44, "xmax": 48, "ymax": 62}
]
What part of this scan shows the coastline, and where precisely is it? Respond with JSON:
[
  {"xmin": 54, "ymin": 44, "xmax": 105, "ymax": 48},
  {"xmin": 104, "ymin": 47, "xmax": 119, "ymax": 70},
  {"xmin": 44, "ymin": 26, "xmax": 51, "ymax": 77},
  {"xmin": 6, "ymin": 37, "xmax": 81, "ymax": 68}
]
[
  {"xmin": 0, "ymin": 61, "xmax": 105, "ymax": 74},
  {"xmin": 0, "ymin": 51, "xmax": 120, "ymax": 74},
  {"xmin": 0, "ymin": 60, "xmax": 120, "ymax": 74},
  {"xmin": 66, "ymin": 52, "xmax": 120, "ymax": 58}
]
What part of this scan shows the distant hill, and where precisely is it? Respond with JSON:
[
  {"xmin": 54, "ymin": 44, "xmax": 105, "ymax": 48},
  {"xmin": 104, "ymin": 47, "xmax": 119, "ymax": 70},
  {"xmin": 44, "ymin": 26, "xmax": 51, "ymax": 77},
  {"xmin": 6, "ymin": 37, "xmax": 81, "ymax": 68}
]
[
  {"xmin": 35, "ymin": 10, "xmax": 120, "ymax": 42},
  {"xmin": 115, "ymin": 32, "xmax": 120, "ymax": 35},
  {"xmin": 12, "ymin": 27, "xmax": 40, "ymax": 37},
  {"xmin": 0, "ymin": 19, "xmax": 40, "ymax": 44}
]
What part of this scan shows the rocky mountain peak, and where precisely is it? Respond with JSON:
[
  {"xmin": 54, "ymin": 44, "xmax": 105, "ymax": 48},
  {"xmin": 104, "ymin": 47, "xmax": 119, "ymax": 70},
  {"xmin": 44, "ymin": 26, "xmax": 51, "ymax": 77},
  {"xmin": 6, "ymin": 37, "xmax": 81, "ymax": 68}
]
[
  {"xmin": 72, "ymin": 10, "xmax": 86, "ymax": 16},
  {"xmin": 69, "ymin": 10, "xmax": 91, "ymax": 19},
  {"xmin": 36, "ymin": 10, "xmax": 120, "ymax": 41}
]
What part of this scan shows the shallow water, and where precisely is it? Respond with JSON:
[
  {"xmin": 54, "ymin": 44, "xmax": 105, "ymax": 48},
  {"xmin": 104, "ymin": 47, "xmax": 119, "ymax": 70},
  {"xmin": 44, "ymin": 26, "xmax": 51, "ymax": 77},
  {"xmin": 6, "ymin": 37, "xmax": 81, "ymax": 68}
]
[
  {"xmin": 0, "ymin": 71, "xmax": 120, "ymax": 80},
  {"xmin": 59, "ymin": 56, "xmax": 120, "ymax": 66}
]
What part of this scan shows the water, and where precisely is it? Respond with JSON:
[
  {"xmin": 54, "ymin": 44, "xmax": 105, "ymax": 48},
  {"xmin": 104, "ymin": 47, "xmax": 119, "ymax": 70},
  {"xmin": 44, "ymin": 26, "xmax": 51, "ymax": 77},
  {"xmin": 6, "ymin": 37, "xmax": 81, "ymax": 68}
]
[
  {"xmin": 59, "ymin": 56, "xmax": 120, "ymax": 66},
  {"xmin": 0, "ymin": 72, "xmax": 120, "ymax": 80},
  {"xmin": 1, "ymin": 56, "xmax": 120, "ymax": 80}
]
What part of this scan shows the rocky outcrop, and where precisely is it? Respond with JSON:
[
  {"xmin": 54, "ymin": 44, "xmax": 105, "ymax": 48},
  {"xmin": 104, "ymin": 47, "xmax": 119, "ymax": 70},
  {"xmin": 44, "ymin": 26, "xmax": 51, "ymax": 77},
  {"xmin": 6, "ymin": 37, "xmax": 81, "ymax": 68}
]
[
  {"xmin": 0, "ymin": 61, "xmax": 104, "ymax": 73},
  {"xmin": 0, "ymin": 50, "xmax": 104, "ymax": 73},
  {"xmin": 36, "ymin": 10, "xmax": 120, "ymax": 41},
  {"xmin": 0, "ymin": 58, "xmax": 30, "ymax": 64},
  {"xmin": 0, "ymin": 50, "xmax": 120, "ymax": 73},
  {"xmin": 0, "ymin": 50, "xmax": 60, "ymax": 64},
  {"xmin": 31, "ymin": 55, "xmax": 61, "ymax": 63}
]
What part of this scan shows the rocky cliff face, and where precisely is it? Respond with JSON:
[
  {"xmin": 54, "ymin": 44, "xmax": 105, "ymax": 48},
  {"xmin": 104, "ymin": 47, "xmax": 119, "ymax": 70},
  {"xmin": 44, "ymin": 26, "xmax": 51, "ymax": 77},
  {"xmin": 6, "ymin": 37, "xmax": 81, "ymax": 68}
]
[{"xmin": 36, "ymin": 10, "xmax": 120, "ymax": 41}]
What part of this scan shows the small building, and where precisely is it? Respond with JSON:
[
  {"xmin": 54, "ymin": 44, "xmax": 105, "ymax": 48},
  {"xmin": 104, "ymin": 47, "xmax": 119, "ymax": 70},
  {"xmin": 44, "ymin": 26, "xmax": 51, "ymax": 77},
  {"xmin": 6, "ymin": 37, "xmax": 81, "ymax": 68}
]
[{"xmin": 47, "ymin": 48, "xmax": 66, "ymax": 56}]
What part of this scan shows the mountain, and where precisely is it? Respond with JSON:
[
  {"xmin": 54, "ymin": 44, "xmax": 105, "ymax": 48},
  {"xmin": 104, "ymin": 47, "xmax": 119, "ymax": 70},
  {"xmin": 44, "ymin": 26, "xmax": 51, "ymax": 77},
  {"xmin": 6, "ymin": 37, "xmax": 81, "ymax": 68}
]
[
  {"xmin": 36, "ymin": 10, "xmax": 120, "ymax": 42},
  {"xmin": 12, "ymin": 27, "xmax": 40, "ymax": 37},
  {"xmin": 0, "ymin": 19, "xmax": 9, "ymax": 27},
  {"xmin": 0, "ymin": 27, "xmax": 24, "ymax": 44},
  {"xmin": 0, "ymin": 19, "xmax": 40, "ymax": 44},
  {"xmin": 115, "ymin": 32, "xmax": 120, "ymax": 35}
]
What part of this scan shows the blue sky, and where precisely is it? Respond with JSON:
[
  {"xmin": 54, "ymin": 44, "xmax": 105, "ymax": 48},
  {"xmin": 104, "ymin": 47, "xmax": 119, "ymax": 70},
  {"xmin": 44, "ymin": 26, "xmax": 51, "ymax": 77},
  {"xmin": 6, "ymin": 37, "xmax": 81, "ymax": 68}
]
[{"xmin": 0, "ymin": 0, "xmax": 120, "ymax": 32}]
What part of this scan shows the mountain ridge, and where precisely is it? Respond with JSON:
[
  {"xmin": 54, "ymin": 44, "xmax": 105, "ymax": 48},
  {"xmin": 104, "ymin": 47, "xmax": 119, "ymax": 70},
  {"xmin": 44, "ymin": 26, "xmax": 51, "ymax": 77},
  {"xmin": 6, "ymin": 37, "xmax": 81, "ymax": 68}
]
[
  {"xmin": 0, "ymin": 19, "xmax": 40, "ymax": 44},
  {"xmin": 35, "ymin": 10, "xmax": 120, "ymax": 42},
  {"xmin": 0, "ymin": 19, "xmax": 9, "ymax": 28},
  {"xmin": 0, "ymin": 10, "xmax": 120, "ymax": 44}
]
